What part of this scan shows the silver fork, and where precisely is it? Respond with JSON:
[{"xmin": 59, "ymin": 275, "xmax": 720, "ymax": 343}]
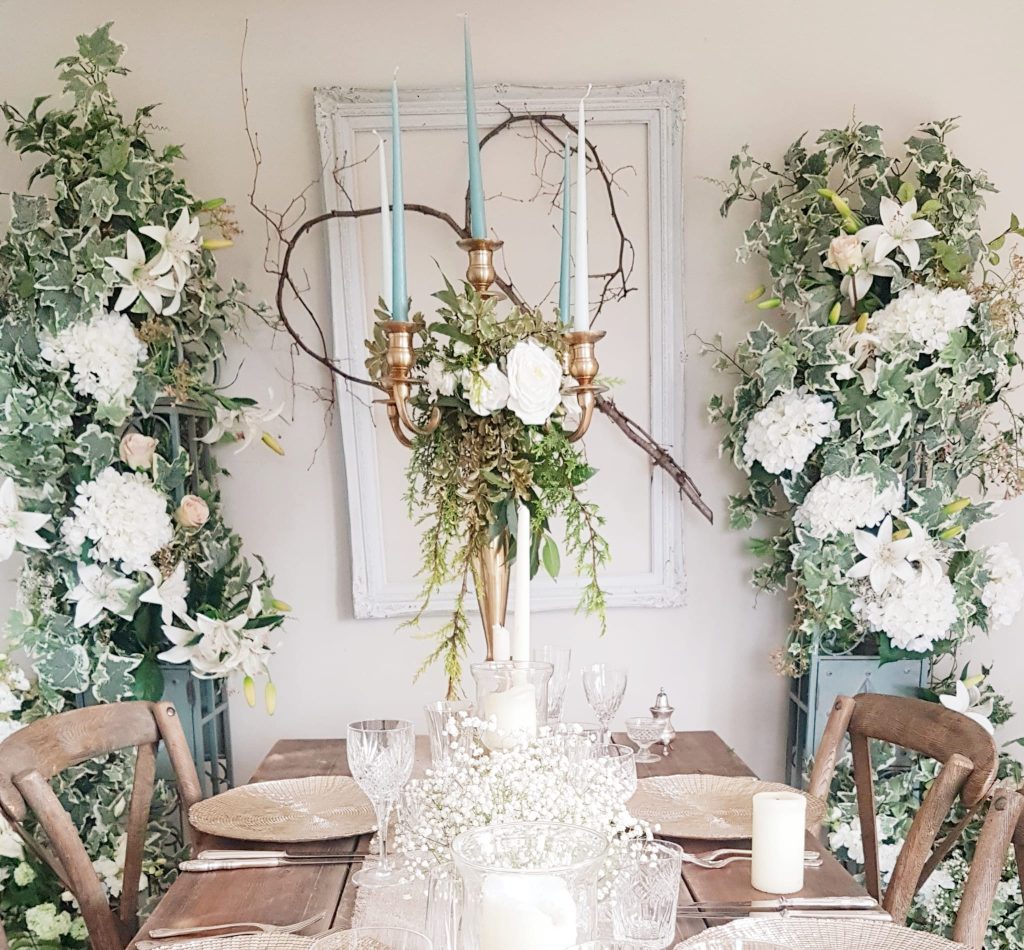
[
  {"xmin": 142, "ymin": 910, "xmax": 325, "ymax": 944},
  {"xmin": 683, "ymin": 849, "xmax": 821, "ymax": 869}
]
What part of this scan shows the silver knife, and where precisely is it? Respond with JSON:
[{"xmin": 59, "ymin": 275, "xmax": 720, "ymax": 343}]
[
  {"xmin": 181, "ymin": 850, "xmax": 364, "ymax": 872},
  {"xmin": 678, "ymin": 895, "xmax": 880, "ymax": 913}
]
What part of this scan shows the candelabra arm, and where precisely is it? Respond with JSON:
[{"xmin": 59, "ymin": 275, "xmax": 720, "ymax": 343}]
[
  {"xmin": 392, "ymin": 384, "xmax": 441, "ymax": 437},
  {"xmin": 565, "ymin": 390, "xmax": 599, "ymax": 443},
  {"xmin": 385, "ymin": 402, "xmax": 415, "ymax": 448},
  {"xmin": 564, "ymin": 329, "xmax": 607, "ymax": 443}
]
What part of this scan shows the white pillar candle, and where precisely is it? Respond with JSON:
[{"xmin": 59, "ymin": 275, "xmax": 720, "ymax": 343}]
[
  {"xmin": 511, "ymin": 501, "xmax": 530, "ymax": 662},
  {"xmin": 373, "ymin": 131, "xmax": 392, "ymax": 313},
  {"xmin": 478, "ymin": 873, "xmax": 577, "ymax": 950},
  {"xmin": 572, "ymin": 87, "xmax": 592, "ymax": 332},
  {"xmin": 750, "ymin": 790, "xmax": 807, "ymax": 895},
  {"xmin": 492, "ymin": 624, "xmax": 511, "ymax": 662},
  {"xmin": 479, "ymin": 682, "xmax": 537, "ymax": 751}
]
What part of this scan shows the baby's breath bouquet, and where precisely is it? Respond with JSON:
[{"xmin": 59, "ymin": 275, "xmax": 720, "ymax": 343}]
[
  {"xmin": 366, "ymin": 280, "xmax": 608, "ymax": 690},
  {"xmin": 395, "ymin": 724, "xmax": 649, "ymax": 899}
]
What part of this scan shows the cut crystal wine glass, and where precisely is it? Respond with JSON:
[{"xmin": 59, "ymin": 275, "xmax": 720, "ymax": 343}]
[
  {"xmin": 346, "ymin": 718, "xmax": 415, "ymax": 887},
  {"xmin": 581, "ymin": 664, "xmax": 628, "ymax": 750}
]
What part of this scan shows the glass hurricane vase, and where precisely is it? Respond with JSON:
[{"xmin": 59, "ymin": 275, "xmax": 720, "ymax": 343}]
[{"xmin": 451, "ymin": 822, "xmax": 609, "ymax": 950}]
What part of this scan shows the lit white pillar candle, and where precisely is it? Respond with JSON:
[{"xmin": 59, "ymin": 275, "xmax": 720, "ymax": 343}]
[
  {"xmin": 478, "ymin": 873, "xmax": 577, "ymax": 950},
  {"xmin": 373, "ymin": 131, "xmax": 392, "ymax": 313},
  {"xmin": 511, "ymin": 501, "xmax": 530, "ymax": 662},
  {"xmin": 751, "ymin": 790, "xmax": 807, "ymax": 894},
  {"xmin": 572, "ymin": 86, "xmax": 592, "ymax": 332},
  {"xmin": 479, "ymin": 681, "xmax": 537, "ymax": 751}
]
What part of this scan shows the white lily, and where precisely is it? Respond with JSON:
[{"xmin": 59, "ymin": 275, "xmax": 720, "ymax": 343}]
[
  {"xmin": 939, "ymin": 680, "xmax": 994, "ymax": 735},
  {"xmin": 67, "ymin": 563, "xmax": 135, "ymax": 628},
  {"xmin": 105, "ymin": 232, "xmax": 180, "ymax": 315},
  {"xmin": 857, "ymin": 197, "xmax": 939, "ymax": 271},
  {"xmin": 140, "ymin": 208, "xmax": 201, "ymax": 287},
  {"xmin": 200, "ymin": 395, "xmax": 284, "ymax": 454},
  {"xmin": 846, "ymin": 515, "xmax": 917, "ymax": 595},
  {"xmin": 244, "ymin": 584, "xmax": 264, "ymax": 619},
  {"xmin": 139, "ymin": 562, "xmax": 190, "ymax": 624},
  {"xmin": 159, "ymin": 610, "xmax": 270, "ymax": 679},
  {"xmin": 839, "ymin": 257, "xmax": 902, "ymax": 307},
  {"xmin": 0, "ymin": 477, "xmax": 50, "ymax": 561}
]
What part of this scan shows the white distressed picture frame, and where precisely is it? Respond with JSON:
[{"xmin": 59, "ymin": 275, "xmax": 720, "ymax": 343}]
[{"xmin": 314, "ymin": 80, "xmax": 685, "ymax": 618}]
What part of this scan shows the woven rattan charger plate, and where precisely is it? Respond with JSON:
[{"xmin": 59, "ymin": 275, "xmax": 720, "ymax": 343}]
[
  {"xmin": 676, "ymin": 916, "xmax": 967, "ymax": 949},
  {"xmin": 628, "ymin": 774, "xmax": 826, "ymax": 839},
  {"xmin": 189, "ymin": 776, "xmax": 375, "ymax": 842}
]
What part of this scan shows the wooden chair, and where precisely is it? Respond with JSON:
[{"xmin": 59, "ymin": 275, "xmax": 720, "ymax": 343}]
[
  {"xmin": 951, "ymin": 784, "xmax": 1024, "ymax": 947},
  {"xmin": 0, "ymin": 701, "xmax": 204, "ymax": 950},
  {"xmin": 807, "ymin": 693, "xmax": 999, "ymax": 925},
  {"xmin": 0, "ymin": 919, "xmax": 8, "ymax": 950}
]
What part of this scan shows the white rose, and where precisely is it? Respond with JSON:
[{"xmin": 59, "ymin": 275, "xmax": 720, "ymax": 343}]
[
  {"xmin": 461, "ymin": 364, "xmax": 510, "ymax": 416},
  {"xmin": 174, "ymin": 494, "xmax": 209, "ymax": 529},
  {"xmin": 452, "ymin": 341, "xmax": 473, "ymax": 357},
  {"xmin": 118, "ymin": 432, "xmax": 157, "ymax": 470},
  {"xmin": 505, "ymin": 339, "xmax": 563, "ymax": 426},
  {"xmin": 425, "ymin": 358, "xmax": 457, "ymax": 397},
  {"xmin": 826, "ymin": 234, "xmax": 865, "ymax": 273}
]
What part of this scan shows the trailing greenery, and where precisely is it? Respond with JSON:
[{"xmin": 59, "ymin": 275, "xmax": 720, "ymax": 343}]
[
  {"xmin": 712, "ymin": 118, "xmax": 1024, "ymax": 946},
  {"xmin": 0, "ymin": 25, "xmax": 286, "ymax": 945}
]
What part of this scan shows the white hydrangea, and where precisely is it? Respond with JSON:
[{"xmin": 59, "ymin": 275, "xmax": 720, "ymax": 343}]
[
  {"xmin": 742, "ymin": 388, "xmax": 838, "ymax": 474},
  {"xmin": 853, "ymin": 568, "xmax": 959, "ymax": 652},
  {"xmin": 61, "ymin": 467, "xmax": 173, "ymax": 573},
  {"xmin": 39, "ymin": 310, "xmax": 147, "ymax": 410},
  {"xmin": 870, "ymin": 285, "xmax": 972, "ymax": 355},
  {"xmin": 795, "ymin": 473, "xmax": 903, "ymax": 539},
  {"xmin": 981, "ymin": 543, "xmax": 1024, "ymax": 628},
  {"xmin": 24, "ymin": 903, "xmax": 73, "ymax": 942}
]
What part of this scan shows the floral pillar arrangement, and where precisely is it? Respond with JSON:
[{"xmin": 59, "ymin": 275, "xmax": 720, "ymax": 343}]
[
  {"xmin": 0, "ymin": 26, "xmax": 287, "ymax": 944},
  {"xmin": 711, "ymin": 118, "xmax": 1024, "ymax": 943},
  {"xmin": 367, "ymin": 57, "xmax": 609, "ymax": 695}
]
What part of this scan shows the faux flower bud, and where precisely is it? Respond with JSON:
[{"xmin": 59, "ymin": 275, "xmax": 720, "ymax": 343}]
[
  {"xmin": 175, "ymin": 494, "xmax": 210, "ymax": 529},
  {"xmin": 757, "ymin": 297, "xmax": 782, "ymax": 310},
  {"xmin": 817, "ymin": 188, "xmax": 852, "ymax": 219},
  {"xmin": 261, "ymin": 432, "xmax": 285, "ymax": 456},
  {"xmin": 964, "ymin": 673, "xmax": 985, "ymax": 689},
  {"xmin": 202, "ymin": 238, "xmax": 234, "ymax": 250},
  {"xmin": 744, "ymin": 285, "xmax": 766, "ymax": 303},
  {"xmin": 270, "ymin": 599, "xmax": 292, "ymax": 613},
  {"xmin": 265, "ymin": 681, "xmax": 278, "ymax": 716},
  {"xmin": 891, "ymin": 528, "xmax": 910, "ymax": 541},
  {"xmin": 939, "ymin": 525, "xmax": 963, "ymax": 540},
  {"xmin": 855, "ymin": 313, "xmax": 870, "ymax": 333},
  {"xmin": 243, "ymin": 675, "xmax": 256, "ymax": 707},
  {"xmin": 119, "ymin": 432, "xmax": 157, "ymax": 471},
  {"xmin": 827, "ymin": 301, "xmax": 842, "ymax": 325},
  {"xmin": 200, "ymin": 197, "xmax": 226, "ymax": 211},
  {"xmin": 941, "ymin": 497, "xmax": 971, "ymax": 515}
]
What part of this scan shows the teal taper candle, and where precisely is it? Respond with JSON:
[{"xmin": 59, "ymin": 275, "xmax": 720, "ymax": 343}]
[
  {"xmin": 463, "ymin": 17, "xmax": 487, "ymax": 239},
  {"xmin": 390, "ymin": 78, "xmax": 408, "ymax": 320},
  {"xmin": 558, "ymin": 137, "xmax": 572, "ymax": 325}
]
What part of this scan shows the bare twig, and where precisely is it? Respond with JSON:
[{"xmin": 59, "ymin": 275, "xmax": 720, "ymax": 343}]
[{"xmin": 239, "ymin": 41, "xmax": 710, "ymax": 523}]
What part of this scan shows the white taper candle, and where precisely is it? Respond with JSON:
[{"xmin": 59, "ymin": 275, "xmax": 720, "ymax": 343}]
[
  {"xmin": 572, "ymin": 86, "xmax": 592, "ymax": 332},
  {"xmin": 511, "ymin": 501, "xmax": 531, "ymax": 661},
  {"xmin": 751, "ymin": 791, "xmax": 807, "ymax": 894},
  {"xmin": 373, "ymin": 131, "xmax": 392, "ymax": 313}
]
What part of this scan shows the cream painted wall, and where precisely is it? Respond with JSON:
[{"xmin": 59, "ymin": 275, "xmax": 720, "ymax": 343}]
[{"xmin": 1, "ymin": 0, "xmax": 1023, "ymax": 782}]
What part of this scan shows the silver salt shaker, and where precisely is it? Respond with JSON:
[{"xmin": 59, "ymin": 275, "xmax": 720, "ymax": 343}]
[{"xmin": 650, "ymin": 686, "xmax": 675, "ymax": 753}]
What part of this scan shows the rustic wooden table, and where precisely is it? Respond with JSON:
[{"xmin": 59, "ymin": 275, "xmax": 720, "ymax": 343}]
[{"xmin": 130, "ymin": 731, "xmax": 866, "ymax": 946}]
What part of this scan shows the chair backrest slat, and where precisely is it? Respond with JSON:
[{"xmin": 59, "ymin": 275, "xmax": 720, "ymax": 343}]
[
  {"xmin": 0, "ymin": 701, "xmax": 204, "ymax": 950},
  {"xmin": 808, "ymin": 693, "xmax": 999, "ymax": 928},
  {"xmin": 952, "ymin": 786, "xmax": 1024, "ymax": 948}
]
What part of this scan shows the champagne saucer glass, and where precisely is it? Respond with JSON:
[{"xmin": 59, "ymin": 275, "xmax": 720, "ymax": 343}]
[
  {"xmin": 625, "ymin": 715, "xmax": 664, "ymax": 764},
  {"xmin": 346, "ymin": 719, "xmax": 416, "ymax": 887}
]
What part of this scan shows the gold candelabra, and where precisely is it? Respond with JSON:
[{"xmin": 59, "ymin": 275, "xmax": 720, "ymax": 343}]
[{"xmin": 379, "ymin": 237, "xmax": 605, "ymax": 657}]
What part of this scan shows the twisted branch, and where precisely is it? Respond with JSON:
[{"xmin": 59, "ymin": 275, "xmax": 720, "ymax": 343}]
[{"xmin": 240, "ymin": 28, "xmax": 711, "ymax": 523}]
